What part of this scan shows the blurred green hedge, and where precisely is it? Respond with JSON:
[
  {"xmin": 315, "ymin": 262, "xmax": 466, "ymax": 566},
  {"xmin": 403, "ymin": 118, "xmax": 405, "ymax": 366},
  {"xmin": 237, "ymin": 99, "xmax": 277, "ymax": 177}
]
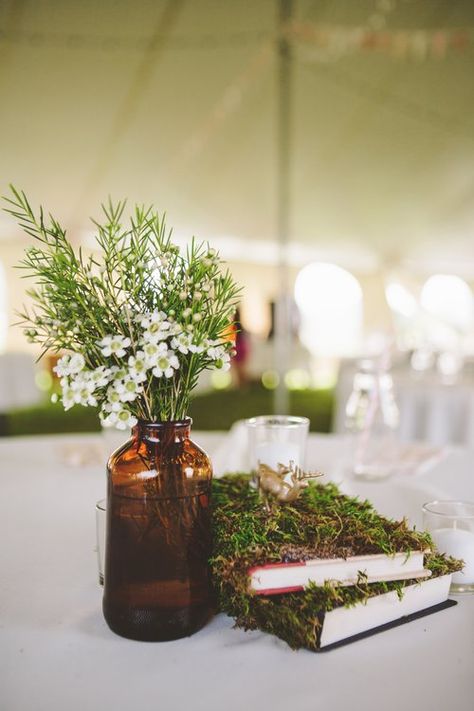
[
  {"xmin": 189, "ymin": 386, "xmax": 333, "ymax": 433},
  {"xmin": 2, "ymin": 385, "xmax": 334, "ymax": 436}
]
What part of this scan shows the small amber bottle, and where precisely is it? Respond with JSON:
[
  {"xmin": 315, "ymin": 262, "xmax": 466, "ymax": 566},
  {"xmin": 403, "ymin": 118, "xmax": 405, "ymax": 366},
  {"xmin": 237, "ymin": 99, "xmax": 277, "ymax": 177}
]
[{"xmin": 102, "ymin": 418, "xmax": 213, "ymax": 641}]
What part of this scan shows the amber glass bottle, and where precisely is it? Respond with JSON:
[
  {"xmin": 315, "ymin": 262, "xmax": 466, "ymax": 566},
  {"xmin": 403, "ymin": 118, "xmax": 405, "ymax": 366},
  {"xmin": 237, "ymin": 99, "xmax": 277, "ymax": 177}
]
[{"xmin": 102, "ymin": 418, "xmax": 213, "ymax": 641}]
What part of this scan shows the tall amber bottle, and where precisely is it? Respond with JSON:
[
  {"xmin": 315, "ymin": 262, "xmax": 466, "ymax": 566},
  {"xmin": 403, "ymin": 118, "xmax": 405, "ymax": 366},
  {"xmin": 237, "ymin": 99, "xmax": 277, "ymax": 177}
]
[{"xmin": 102, "ymin": 418, "xmax": 213, "ymax": 641}]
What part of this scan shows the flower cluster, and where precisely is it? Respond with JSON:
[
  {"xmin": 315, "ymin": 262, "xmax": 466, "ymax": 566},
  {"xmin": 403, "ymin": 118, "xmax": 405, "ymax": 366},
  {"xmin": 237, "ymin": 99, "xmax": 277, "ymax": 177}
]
[
  {"xmin": 54, "ymin": 309, "xmax": 232, "ymax": 429},
  {"xmin": 8, "ymin": 189, "xmax": 241, "ymax": 425}
]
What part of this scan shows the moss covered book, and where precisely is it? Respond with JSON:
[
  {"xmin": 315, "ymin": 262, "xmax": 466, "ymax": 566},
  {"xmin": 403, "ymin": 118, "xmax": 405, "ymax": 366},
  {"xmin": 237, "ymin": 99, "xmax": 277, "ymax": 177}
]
[{"xmin": 211, "ymin": 475, "xmax": 461, "ymax": 651}]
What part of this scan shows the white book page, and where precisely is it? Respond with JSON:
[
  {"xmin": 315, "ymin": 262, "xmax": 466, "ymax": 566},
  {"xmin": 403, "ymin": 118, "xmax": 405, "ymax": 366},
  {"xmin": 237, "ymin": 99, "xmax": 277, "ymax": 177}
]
[
  {"xmin": 319, "ymin": 574, "xmax": 451, "ymax": 647},
  {"xmin": 251, "ymin": 551, "xmax": 426, "ymax": 592}
]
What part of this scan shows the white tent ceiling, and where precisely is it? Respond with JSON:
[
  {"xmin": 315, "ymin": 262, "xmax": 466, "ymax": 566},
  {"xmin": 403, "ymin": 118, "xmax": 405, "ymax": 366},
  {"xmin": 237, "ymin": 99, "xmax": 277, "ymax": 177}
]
[{"xmin": 1, "ymin": 0, "xmax": 474, "ymax": 273}]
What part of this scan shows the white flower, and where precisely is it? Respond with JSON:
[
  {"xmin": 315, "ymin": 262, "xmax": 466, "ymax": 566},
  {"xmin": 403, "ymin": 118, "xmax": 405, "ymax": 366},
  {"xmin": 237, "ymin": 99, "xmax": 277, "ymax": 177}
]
[
  {"xmin": 105, "ymin": 386, "xmax": 123, "ymax": 412},
  {"xmin": 142, "ymin": 341, "xmax": 168, "ymax": 367},
  {"xmin": 91, "ymin": 365, "xmax": 113, "ymax": 388},
  {"xmin": 192, "ymin": 313, "xmax": 202, "ymax": 322},
  {"xmin": 54, "ymin": 355, "xmax": 71, "ymax": 378},
  {"xmin": 76, "ymin": 388, "xmax": 98, "ymax": 407},
  {"xmin": 115, "ymin": 376, "xmax": 142, "ymax": 402},
  {"xmin": 98, "ymin": 335, "xmax": 131, "ymax": 358},
  {"xmin": 152, "ymin": 347, "xmax": 180, "ymax": 378},
  {"xmin": 167, "ymin": 321, "xmax": 182, "ymax": 336},
  {"xmin": 138, "ymin": 310, "xmax": 168, "ymax": 329},
  {"xmin": 193, "ymin": 291, "xmax": 202, "ymax": 301},
  {"xmin": 69, "ymin": 373, "xmax": 98, "ymax": 406},
  {"xmin": 207, "ymin": 341, "xmax": 226, "ymax": 360},
  {"xmin": 109, "ymin": 366, "xmax": 128, "ymax": 380},
  {"xmin": 206, "ymin": 340, "xmax": 231, "ymax": 371},
  {"xmin": 214, "ymin": 353, "xmax": 231, "ymax": 372},
  {"xmin": 142, "ymin": 327, "xmax": 169, "ymax": 344},
  {"xmin": 54, "ymin": 352, "xmax": 85, "ymax": 378},
  {"xmin": 69, "ymin": 373, "xmax": 91, "ymax": 392},
  {"xmin": 182, "ymin": 308, "xmax": 192, "ymax": 318},
  {"xmin": 57, "ymin": 366, "xmax": 100, "ymax": 410},
  {"xmin": 128, "ymin": 352, "xmax": 148, "ymax": 382},
  {"xmin": 179, "ymin": 291, "xmax": 187, "ymax": 301},
  {"xmin": 116, "ymin": 409, "xmax": 138, "ymax": 430},
  {"xmin": 171, "ymin": 333, "xmax": 193, "ymax": 355},
  {"xmin": 140, "ymin": 311, "xmax": 171, "ymax": 343},
  {"xmin": 61, "ymin": 387, "xmax": 76, "ymax": 411},
  {"xmin": 100, "ymin": 408, "xmax": 137, "ymax": 430},
  {"xmin": 171, "ymin": 333, "xmax": 204, "ymax": 355},
  {"xmin": 51, "ymin": 393, "xmax": 58, "ymax": 404}
]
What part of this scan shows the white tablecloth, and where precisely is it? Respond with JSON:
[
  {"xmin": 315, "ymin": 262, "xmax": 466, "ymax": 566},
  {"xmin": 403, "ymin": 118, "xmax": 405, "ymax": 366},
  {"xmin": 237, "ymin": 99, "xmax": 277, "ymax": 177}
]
[
  {"xmin": 334, "ymin": 363, "xmax": 474, "ymax": 448},
  {"xmin": 1, "ymin": 431, "xmax": 473, "ymax": 711}
]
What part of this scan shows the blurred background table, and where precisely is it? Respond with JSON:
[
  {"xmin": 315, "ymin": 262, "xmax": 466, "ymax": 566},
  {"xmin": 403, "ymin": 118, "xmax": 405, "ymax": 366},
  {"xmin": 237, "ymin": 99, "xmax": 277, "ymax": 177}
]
[
  {"xmin": 1, "ymin": 431, "xmax": 473, "ymax": 711},
  {"xmin": 335, "ymin": 359, "xmax": 474, "ymax": 448}
]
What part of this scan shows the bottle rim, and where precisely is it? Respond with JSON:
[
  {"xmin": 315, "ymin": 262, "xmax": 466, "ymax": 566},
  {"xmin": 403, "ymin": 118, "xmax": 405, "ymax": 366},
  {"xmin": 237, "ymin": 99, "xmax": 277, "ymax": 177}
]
[{"xmin": 135, "ymin": 417, "xmax": 192, "ymax": 430}]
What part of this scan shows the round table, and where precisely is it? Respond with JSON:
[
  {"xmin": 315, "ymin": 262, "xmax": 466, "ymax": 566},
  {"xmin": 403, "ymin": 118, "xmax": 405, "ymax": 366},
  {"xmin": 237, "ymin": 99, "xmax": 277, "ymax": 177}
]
[{"xmin": 1, "ymin": 431, "xmax": 473, "ymax": 711}]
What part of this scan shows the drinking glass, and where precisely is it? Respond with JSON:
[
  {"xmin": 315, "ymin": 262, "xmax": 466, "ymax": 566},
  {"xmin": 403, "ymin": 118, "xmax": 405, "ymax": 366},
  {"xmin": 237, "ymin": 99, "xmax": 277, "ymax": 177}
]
[
  {"xmin": 422, "ymin": 500, "xmax": 474, "ymax": 594},
  {"xmin": 245, "ymin": 415, "xmax": 309, "ymax": 475}
]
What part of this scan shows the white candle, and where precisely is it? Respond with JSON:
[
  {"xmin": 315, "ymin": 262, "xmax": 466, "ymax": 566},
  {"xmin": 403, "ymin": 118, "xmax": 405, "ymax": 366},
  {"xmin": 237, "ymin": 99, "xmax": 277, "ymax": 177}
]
[
  {"xmin": 255, "ymin": 442, "xmax": 300, "ymax": 471},
  {"xmin": 431, "ymin": 527, "xmax": 474, "ymax": 584}
]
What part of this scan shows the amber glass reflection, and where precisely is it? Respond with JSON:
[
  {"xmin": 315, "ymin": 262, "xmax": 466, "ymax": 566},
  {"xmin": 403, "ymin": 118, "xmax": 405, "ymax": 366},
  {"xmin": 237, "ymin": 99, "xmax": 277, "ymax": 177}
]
[{"xmin": 102, "ymin": 418, "xmax": 213, "ymax": 641}]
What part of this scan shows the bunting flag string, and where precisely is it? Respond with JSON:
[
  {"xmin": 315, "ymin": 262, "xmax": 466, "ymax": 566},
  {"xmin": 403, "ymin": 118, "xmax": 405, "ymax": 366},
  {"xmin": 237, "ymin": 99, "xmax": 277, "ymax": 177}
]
[{"xmin": 288, "ymin": 22, "xmax": 472, "ymax": 62}]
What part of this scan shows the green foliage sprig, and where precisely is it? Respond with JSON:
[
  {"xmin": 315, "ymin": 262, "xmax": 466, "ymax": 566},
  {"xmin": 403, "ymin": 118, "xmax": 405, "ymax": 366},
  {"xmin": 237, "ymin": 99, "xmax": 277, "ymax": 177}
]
[{"xmin": 4, "ymin": 186, "xmax": 242, "ymax": 424}]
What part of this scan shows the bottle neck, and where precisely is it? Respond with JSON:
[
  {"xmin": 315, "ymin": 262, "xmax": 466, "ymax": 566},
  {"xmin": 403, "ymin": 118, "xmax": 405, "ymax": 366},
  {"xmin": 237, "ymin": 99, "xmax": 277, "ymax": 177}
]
[{"xmin": 133, "ymin": 418, "xmax": 192, "ymax": 444}]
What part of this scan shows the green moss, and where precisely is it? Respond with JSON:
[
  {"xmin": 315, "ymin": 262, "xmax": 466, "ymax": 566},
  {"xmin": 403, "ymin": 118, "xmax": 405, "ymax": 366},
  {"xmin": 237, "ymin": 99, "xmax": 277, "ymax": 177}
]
[{"xmin": 211, "ymin": 474, "xmax": 462, "ymax": 651}]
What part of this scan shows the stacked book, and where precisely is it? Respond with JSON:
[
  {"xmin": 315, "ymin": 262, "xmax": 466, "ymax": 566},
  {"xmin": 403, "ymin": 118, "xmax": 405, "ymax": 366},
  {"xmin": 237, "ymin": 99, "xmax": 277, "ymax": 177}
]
[{"xmin": 211, "ymin": 475, "xmax": 462, "ymax": 651}]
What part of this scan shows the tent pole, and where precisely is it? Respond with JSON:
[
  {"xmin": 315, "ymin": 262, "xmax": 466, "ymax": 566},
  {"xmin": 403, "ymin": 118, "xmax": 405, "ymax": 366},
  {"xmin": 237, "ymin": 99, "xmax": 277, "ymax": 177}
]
[{"xmin": 274, "ymin": 0, "xmax": 292, "ymax": 415}]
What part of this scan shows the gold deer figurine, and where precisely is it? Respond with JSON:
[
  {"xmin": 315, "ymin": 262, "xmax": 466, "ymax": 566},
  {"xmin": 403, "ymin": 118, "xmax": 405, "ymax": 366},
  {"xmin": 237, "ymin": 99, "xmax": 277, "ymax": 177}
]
[{"xmin": 256, "ymin": 461, "xmax": 323, "ymax": 507}]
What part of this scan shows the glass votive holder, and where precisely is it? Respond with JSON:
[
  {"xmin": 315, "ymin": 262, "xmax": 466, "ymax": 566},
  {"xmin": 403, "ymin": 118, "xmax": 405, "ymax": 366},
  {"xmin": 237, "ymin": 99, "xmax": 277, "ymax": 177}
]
[
  {"xmin": 422, "ymin": 500, "xmax": 474, "ymax": 594},
  {"xmin": 96, "ymin": 499, "xmax": 106, "ymax": 586},
  {"xmin": 245, "ymin": 415, "xmax": 309, "ymax": 476}
]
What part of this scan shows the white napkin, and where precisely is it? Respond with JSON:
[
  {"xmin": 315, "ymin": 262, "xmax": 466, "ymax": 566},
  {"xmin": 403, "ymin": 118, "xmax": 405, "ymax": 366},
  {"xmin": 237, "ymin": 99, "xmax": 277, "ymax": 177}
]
[
  {"xmin": 211, "ymin": 421, "xmax": 249, "ymax": 476},
  {"xmin": 389, "ymin": 442, "xmax": 447, "ymax": 476}
]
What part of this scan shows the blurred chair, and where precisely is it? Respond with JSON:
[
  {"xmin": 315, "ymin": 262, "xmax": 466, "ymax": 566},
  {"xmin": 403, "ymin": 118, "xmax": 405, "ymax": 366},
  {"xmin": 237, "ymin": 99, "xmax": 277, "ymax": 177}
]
[{"xmin": 0, "ymin": 352, "xmax": 42, "ymax": 412}]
